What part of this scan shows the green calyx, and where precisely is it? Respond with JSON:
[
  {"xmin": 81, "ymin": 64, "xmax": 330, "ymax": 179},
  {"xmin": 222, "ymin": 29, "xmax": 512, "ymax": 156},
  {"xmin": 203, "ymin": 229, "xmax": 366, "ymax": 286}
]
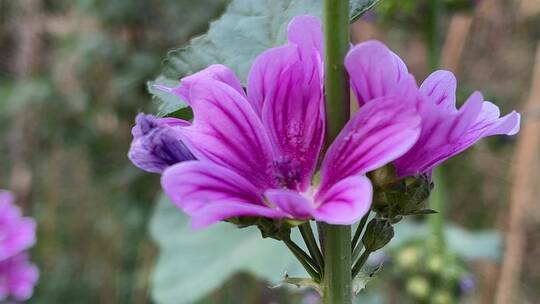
[
  {"xmin": 371, "ymin": 172, "xmax": 435, "ymax": 219},
  {"xmin": 362, "ymin": 218, "xmax": 395, "ymax": 252}
]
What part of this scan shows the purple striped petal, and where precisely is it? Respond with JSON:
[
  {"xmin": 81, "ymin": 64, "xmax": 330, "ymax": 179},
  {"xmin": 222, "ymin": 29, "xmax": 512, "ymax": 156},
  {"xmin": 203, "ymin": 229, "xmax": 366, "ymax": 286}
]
[
  {"xmin": 178, "ymin": 78, "xmax": 277, "ymax": 190},
  {"xmin": 161, "ymin": 161, "xmax": 285, "ymax": 228},
  {"xmin": 248, "ymin": 16, "xmax": 324, "ymax": 191},
  {"xmin": 345, "ymin": 40, "xmax": 413, "ymax": 106},
  {"xmin": 265, "ymin": 189, "xmax": 315, "ymax": 219},
  {"xmin": 320, "ymin": 96, "xmax": 421, "ymax": 192},
  {"xmin": 419, "ymin": 70, "xmax": 457, "ymax": 111},
  {"xmin": 287, "ymin": 15, "xmax": 323, "ymax": 55},
  {"xmin": 128, "ymin": 113, "xmax": 194, "ymax": 173},
  {"xmin": 248, "ymin": 46, "xmax": 299, "ymax": 115},
  {"xmin": 395, "ymin": 71, "xmax": 521, "ymax": 176},
  {"xmin": 156, "ymin": 64, "xmax": 245, "ymax": 104},
  {"xmin": 0, "ymin": 191, "xmax": 36, "ymax": 261},
  {"xmin": 313, "ymin": 175, "xmax": 373, "ymax": 225},
  {"xmin": 0, "ymin": 253, "xmax": 39, "ymax": 301}
]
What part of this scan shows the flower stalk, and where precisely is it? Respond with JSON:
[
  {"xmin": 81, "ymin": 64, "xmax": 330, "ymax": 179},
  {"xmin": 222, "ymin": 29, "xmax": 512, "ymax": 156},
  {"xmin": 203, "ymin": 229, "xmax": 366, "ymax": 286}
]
[{"xmin": 321, "ymin": 0, "xmax": 352, "ymax": 303}]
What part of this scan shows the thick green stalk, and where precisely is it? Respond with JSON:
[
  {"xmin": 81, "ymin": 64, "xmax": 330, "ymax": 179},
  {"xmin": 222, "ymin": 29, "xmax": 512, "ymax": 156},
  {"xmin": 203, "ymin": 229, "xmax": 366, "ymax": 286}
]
[
  {"xmin": 429, "ymin": 169, "xmax": 446, "ymax": 251},
  {"xmin": 323, "ymin": 0, "xmax": 351, "ymax": 143},
  {"xmin": 426, "ymin": 0, "xmax": 447, "ymax": 252},
  {"xmin": 321, "ymin": 1, "xmax": 351, "ymax": 303},
  {"xmin": 321, "ymin": 224, "xmax": 352, "ymax": 303}
]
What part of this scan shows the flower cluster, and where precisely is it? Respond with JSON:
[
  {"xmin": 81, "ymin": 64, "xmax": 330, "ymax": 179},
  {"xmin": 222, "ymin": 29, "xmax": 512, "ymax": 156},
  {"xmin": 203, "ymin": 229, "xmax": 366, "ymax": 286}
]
[
  {"xmin": 129, "ymin": 15, "xmax": 519, "ymax": 228},
  {"xmin": 0, "ymin": 191, "xmax": 39, "ymax": 302}
]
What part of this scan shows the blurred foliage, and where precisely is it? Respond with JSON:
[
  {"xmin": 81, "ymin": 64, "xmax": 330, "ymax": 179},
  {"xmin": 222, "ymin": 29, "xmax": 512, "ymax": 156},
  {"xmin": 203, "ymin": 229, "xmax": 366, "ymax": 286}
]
[
  {"xmin": 150, "ymin": 194, "xmax": 307, "ymax": 304},
  {"xmin": 0, "ymin": 0, "xmax": 227, "ymax": 303},
  {"xmin": 151, "ymin": 192, "xmax": 501, "ymax": 303},
  {"xmin": 0, "ymin": 0, "xmax": 536, "ymax": 303},
  {"xmin": 375, "ymin": 0, "xmax": 476, "ymax": 25},
  {"xmin": 386, "ymin": 241, "xmax": 471, "ymax": 304}
]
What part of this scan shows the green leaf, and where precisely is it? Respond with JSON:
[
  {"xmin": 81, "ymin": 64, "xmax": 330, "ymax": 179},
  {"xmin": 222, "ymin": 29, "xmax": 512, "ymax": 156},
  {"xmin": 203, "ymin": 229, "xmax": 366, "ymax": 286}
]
[
  {"xmin": 388, "ymin": 220, "xmax": 502, "ymax": 261},
  {"xmin": 149, "ymin": 0, "xmax": 323, "ymax": 116},
  {"xmin": 350, "ymin": 0, "xmax": 381, "ymax": 23},
  {"xmin": 149, "ymin": 194, "xmax": 306, "ymax": 304},
  {"xmin": 147, "ymin": 76, "xmax": 185, "ymax": 116}
]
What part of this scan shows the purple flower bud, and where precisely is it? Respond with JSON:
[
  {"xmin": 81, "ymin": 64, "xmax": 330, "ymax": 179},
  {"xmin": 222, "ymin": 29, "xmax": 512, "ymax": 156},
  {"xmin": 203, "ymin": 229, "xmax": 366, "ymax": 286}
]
[
  {"xmin": 128, "ymin": 113, "xmax": 195, "ymax": 173},
  {"xmin": 459, "ymin": 274, "xmax": 475, "ymax": 294},
  {"xmin": 302, "ymin": 291, "xmax": 321, "ymax": 304},
  {"xmin": 0, "ymin": 191, "xmax": 38, "ymax": 301}
]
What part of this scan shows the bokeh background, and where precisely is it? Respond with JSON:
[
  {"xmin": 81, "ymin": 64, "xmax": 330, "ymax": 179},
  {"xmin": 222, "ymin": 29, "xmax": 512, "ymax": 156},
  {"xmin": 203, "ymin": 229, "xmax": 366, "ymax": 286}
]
[{"xmin": 0, "ymin": 0, "xmax": 539, "ymax": 303}]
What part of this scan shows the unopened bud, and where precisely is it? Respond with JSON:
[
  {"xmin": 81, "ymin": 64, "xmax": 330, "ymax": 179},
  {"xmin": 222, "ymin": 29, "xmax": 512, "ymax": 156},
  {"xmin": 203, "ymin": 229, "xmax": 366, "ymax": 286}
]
[
  {"xmin": 372, "ymin": 174, "xmax": 434, "ymax": 218},
  {"xmin": 362, "ymin": 218, "xmax": 394, "ymax": 252},
  {"xmin": 368, "ymin": 164, "xmax": 397, "ymax": 187},
  {"xmin": 227, "ymin": 217, "xmax": 292, "ymax": 240},
  {"xmin": 406, "ymin": 276, "xmax": 430, "ymax": 299}
]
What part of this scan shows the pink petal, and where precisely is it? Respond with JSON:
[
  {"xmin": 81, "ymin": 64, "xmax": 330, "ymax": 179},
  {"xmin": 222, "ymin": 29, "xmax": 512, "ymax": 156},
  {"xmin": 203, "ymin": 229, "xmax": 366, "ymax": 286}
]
[
  {"xmin": 161, "ymin": 161, "xmax": 284, "ymax": 228},
  {"xmin": 265, "ymin": 189, "xmax": 315, "ymax": 219},
  {"xmin": 320, "ymin": 95, "xmax": 421, "ymax": 192},
  {"xmin": 247, "ymin": 45, "xmax": 298, "ymax": 115},
  {"xmin": 179, "ymin": 78, "xmax": 276, "ymax": 189},
  {"xmin": 345, "ymin": 40, "xmax": 413, "ymax": 106},
  {"xmin": 156, "ymin": 64, "xmax": 245, "ymax": 104},
  {"xmin": 313, "ymin": 175, "xmax": 373, "ymax": 225},
  {"xmin": 419, "ymin": 70, "xmax": 457, "ymax": 111},
  {"xmin": 395, "ymin": 90, "xmax": 521, "ymax": 176},
  {"xmin": 189, "ymin": 202, "xmax": 286, "ymax": 229},
  {"xmin": 248, "ymin": 18, "xmax": 324, "ymax": 191},
  {"xmin": 287, "ymin": 15, "xmax": 323, "ymax": 56},
  {"xmin": 259, "ymin": 55, "xmax": 325, "ymax": 191}
]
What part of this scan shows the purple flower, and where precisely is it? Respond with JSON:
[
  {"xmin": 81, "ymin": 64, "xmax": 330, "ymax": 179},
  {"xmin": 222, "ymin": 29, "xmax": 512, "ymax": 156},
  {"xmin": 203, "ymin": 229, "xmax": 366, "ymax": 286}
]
[
  {"xmin": 128, "ymin": 113, "xmax": 195, "ymax": 173},
  {"xmin": 459, "ymin": 274, "xmax": 475, "ymax": 294},
  {"xmin": 345, "ymin": 41, "xmax": 520, "ymax": 177},
  {"xmin": 0, "ymin": 191, "xmax": 38, "ymax": 302},
  {"xmin": 0, "ymin": 191, "xmax": 36, "ymax": 261},
  {"xmin": 158, "ymin": 16, "xmax": 421, "ymax": 228},
  {"xmin": 0, "ymin": 253, "xmax": 39, "ymax": 302}
]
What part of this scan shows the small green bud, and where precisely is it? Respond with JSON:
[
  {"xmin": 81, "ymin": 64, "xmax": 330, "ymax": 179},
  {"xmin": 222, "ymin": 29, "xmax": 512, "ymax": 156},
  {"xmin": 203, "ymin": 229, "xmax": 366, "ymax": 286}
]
[
  {"xmin": 396, "ymin": 246, "xmax": 420, "ymax": 269},
  {"xmin": 427, "ymin": 254, "xmax": 445, "ymax": 273},
  {"xmin": 362, "ymin": 218, "xmax": 394, "ymax": 252},
  {"xmin": 406, "ymin": 276, "xmax": 430, "ymax": 299},
  {"xmin": 432, "ymin": 290, "xmax": 453, "ymax": 304},
  {"xmin": 226, "ymin": 217, "xmax": 292, "ymax": 240}
]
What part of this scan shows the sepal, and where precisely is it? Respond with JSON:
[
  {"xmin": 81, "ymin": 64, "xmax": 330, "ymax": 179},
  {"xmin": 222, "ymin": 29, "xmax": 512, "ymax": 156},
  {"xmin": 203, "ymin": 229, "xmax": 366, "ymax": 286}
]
[{"xmin": 372, "ymin": 173, "xmax": 434, "ymax": 219}]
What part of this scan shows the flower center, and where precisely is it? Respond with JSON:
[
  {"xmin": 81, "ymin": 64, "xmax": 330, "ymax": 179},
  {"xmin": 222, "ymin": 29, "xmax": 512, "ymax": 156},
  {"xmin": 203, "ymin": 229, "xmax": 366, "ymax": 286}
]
[{"xmin": 272, "ymin": 157, "xmax": 302, "ymax": 190}]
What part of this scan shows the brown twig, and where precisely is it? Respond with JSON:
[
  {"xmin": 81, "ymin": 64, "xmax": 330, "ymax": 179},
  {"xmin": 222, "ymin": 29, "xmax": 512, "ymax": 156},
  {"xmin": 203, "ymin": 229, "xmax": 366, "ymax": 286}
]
[{"xmin": 494, "ymin": 44, "xmax": 540, "ymax": 304}]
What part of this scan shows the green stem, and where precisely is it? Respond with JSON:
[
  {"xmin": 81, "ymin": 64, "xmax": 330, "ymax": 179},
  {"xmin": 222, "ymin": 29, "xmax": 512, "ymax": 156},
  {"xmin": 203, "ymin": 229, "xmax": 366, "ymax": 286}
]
[
  {"xmin": 426, "ymin": 0, "xmax": 446, "ymax": 252},
  {"xmin": 283, "ymin": 239, "xmax": 321, "ymax": 281},
  {"xmin": 299, "ymin": 223, "xmax": 324, "ymax": 270},
  {"xmin": 429, "ymin": 169, "xmax": 446, "ymax": 251},
  {"xmin": 323, "ymin": 0, "xmax": 351, "ymax": 144},
  {"xmin": 321, "ymin": 0, "xmax": 352, "ymax": 303},
  {"xmin": 426, "ymin": 0, "xmax": 442, "ymax": 70},
  {"xmin": 351, "ymin": 212, "xmax": 369, "ymax": 258},
  {"xmin": 351, "ymin": 249, "xmax": 372, "ymax": 278},
  {"xmin": 321, "ymin": 224, "xmax": 352, "ymax": 303}
]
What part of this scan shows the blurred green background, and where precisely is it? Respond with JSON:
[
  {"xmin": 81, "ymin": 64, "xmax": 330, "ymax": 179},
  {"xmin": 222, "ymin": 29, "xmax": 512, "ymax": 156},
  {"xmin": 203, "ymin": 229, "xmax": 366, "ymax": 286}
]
[{"xmin": 0, "ymin": 0, "xmax": 539, "ymax": 303}]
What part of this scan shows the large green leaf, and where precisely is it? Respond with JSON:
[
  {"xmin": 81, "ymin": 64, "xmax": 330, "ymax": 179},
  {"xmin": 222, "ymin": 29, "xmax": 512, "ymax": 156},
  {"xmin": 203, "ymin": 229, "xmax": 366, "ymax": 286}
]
[
  {"xmin": 148, "ymin": 0, "xmax": 382, "ymax": 116},
  {"xmin": 148, "ymin": 0, "xmax": 323, "ymax": 116},
  {"xmin": 149, "ymin": 194, "xmax": 306, "ymax": 304}
]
